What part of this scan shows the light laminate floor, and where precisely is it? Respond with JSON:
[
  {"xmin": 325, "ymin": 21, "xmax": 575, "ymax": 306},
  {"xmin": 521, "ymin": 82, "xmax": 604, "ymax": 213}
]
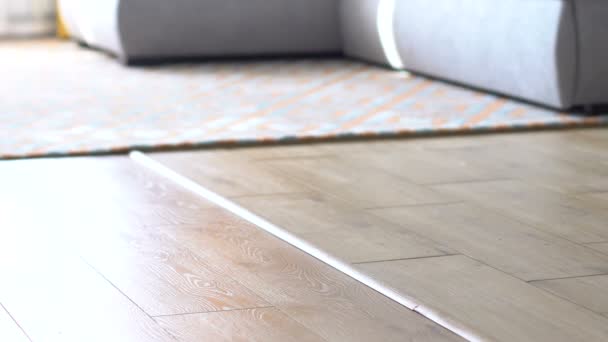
[
  {"xmin": 0, "ymin": 156, "xmax": 461, "ymax": 342},
  {"xmin": 2, "ymin": 128, "xmax": 608, "ymax": 341},
  {"xmin": 150, "ymin": 127, "xmax": 608, "ymax": 341}
]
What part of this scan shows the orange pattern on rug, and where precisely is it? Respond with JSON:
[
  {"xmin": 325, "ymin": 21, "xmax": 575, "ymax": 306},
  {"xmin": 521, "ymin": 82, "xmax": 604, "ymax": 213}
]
[{"xmin": 1, "ymin": 41, "xmax": 606, "ymax": 159}]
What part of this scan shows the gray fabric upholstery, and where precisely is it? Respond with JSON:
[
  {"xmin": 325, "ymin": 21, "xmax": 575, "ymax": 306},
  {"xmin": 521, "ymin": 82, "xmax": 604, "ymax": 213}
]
[
  {"xmin": 118, "ymin": 0, "xmax": 342, "ymax": 62},
  {"xmin": 340, "ymin": 0, "xmax": 390, "ymax": 66},
  {"xmin": 572, "ymin": 0, "xmax": 608, "ymax": 106},
  {"xmin": 393, "ymin": 0, "xmax": 578, "ymax": 109},
  {"xmin": 60, "ymin": 0, "xmax": 341, "ymax": 62},
  {"xmin": 341, "ymin": 0, "xmax": 580, "ymax": 109}
]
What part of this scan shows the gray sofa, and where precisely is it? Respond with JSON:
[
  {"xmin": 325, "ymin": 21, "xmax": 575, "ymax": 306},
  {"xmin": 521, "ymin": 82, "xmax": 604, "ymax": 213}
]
[{"xmin": 59, "ymin": 0, "xmax": 607, "ymax": 110}]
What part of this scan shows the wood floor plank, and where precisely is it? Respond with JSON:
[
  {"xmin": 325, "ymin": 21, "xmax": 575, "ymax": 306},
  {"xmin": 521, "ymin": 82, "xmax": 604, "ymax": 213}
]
[
  {"xmin": 576, "ymin": 192, "xmax": 608, "ymax": 210},
  {"xmin": 436, "ymin": 141, "xmax": 608, "ymax": 194},
  {"xmin": 67, "ymin": 157, "xmax": 217, "ymax": 209},
  {"xmin": 0, "ymin": 157, "xmax": 461, "ymax": 342},
  {"xmin": 345, "ymin": 147, "xmax": 504, "ymax": 185},
  {"xmin": 0, "ymin": 204, "xmax": 175, "ymax": 342},
  {"xmin": 395, "ymin": 132, "xmax": 521, "ymax": 150},
  {"xmin": 155, "ymin": 308, "xmax": 326, "ymax": 342},
  {"xmin": 152, "ymin": 152, "xmax": 307, "ymax": 197},
  {"xmin": 220, "ymin": 144, "xmax": 331, "ymax": 161},
  {"xmin": 234, "ymin": 192, "xmax": 454, "ymax": 263},
  {"xmin": 0, "ymin": 304, "xmax": 29, "ymax": 342},
  {"xmin": 77, "ymin": 227, "xmax": 270, "ymax": 317},
  {"xmin": 370, "ymin": 202, "xmax": 608, "ymax": 281},
  {"xmin": 434, "ymin": 179, "xmax": 608, "ymax": 243},
  {"xmin": 357, "ymin": 255, "xmax": 608, "ymax": 342},
  {"xmin": 27, "ymin": 159, "xmax": 272, "ymax": 317},
  {"xmin": 531, "ymin": 275, "xmax": 608, "ymax": 316},
  {"xmin": 263, "ymin": 156, "xmax": 452, "ymax": 208},
  {"xmin": 156, "ymin": 209, "xmax": 464, "ymax": 342},
  {"xmin": 517, "ymin": 130, "xmax": 608, "ymax": 169},
  {"xmin": 587, "ymin": 243, "xmax": 608, "ymax": 255}
]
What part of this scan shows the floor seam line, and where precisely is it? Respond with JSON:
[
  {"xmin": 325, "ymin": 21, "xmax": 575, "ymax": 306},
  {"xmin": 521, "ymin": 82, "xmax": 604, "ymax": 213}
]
[
  {"xmin": 1, "ymin": 303, "xmax": 33, "ymax": 342},
  {"xmin": 352, "ymin": 254, "xmax": 461, "ymax": 265},
  {"xmin": 528, "ymin": 272, "xmax": 608, "ymax": 283},
  {"xmin": 79, "ymin": 256, "xmax": 178, "ymax": 341}
]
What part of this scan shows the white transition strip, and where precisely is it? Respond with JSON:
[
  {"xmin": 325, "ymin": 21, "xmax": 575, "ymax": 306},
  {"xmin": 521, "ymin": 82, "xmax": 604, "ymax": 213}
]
[{"xmin": 130, "ymin": 151, "xmax": 481, "ymax": 342}]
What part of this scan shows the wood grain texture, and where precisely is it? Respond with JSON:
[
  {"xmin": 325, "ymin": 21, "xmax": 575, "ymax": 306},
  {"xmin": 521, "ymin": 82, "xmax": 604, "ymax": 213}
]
[
  {"xmin": 370, "ymin": 202, "xmax": 608, "ymax": 281},
  {"xmin": 235, "ymin": 192, "xmax": 454, "ymax": 263},
  {"xmin": 588, "ymin": 243, "xmax": 608, "ymax": 255},
  {"xmin": 429, "ymin": 133, "xmax": 608, "ymax": 194},
  {"xmin": 8, "ymin": 158, "xmax": 272, "ymax": 318},
  {"xmin": 358, "ymin": 255, "xmax": 608, "ymax": 342},
  {"xmin": 0, "ymin": 156, "xmax": 461, "ymax": 342},
  {"xmin": 152, "ymin": 152, "xmax": 307, "ymax": 197},
  {"xmin": 263, "ymin": 156, "xmax": 452, "ymax": 208},
  {"xmin": 156, "ymin": 308, "xmax": 325, "ymax": 342},
  {"xmin": 148, "ymin": 128, "xmax": 608, "ymax": 341},
  {"xmin": 434, "ymin": 179, "xmax": 608, "ymax": 243},
  {"xmin": 0, "ymin": 304, "xmax": 29, "ymax": 342},
  {"xmin": 65, "ymin": 157, "xmax": 217, "ymax": 210},
  {"xmin": 515, "ymin": 130, "xmax": 608, "ymax": 172},
  {"xmin": 0, "ymin": 203, "xmax": 175, "ymax": 342},
  {"xmin": 344, "ymin": 147, "xmax": 503, "ymax": 185},
  {"xmin": 77, "ymin": 228, "xmax": 270, "ymax": 317},
  {"xmin": 532, "ymin": 275, "xmax": 608, "ymax": 316},
  {"xmin": 4, "ymin": 126, "xmax": 607, "ymax": 341},
  {"xmin": 222, "ymin": 144, "xmax": 331, "ymax": 161},
  {"xmin": 156, "ymin": 209, "xmax": 464, "ymax": 342},
  {"xmin": 576, "ymin": 192, "xmax": 608, "ymax": 210}
]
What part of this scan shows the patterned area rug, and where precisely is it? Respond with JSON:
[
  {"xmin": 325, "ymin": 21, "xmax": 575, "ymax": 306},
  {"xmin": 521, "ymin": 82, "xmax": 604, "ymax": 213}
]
[{"xmin": 2, "ymin": 40, "xmax": 607, "ymax": 159}]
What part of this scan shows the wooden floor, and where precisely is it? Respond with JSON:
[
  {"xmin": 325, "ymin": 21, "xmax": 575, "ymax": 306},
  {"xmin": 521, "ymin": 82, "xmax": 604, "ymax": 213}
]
[
  {"xmin": 0, "ymin": 156, "xmax": 462, "ymax": 341},
  {"xmin": 2, "ymin": 128, "xmax": 608, "ymax": 341},
  {"xmin": 149, "ymin": 127, "xmax": 608, "ymax": 342}
]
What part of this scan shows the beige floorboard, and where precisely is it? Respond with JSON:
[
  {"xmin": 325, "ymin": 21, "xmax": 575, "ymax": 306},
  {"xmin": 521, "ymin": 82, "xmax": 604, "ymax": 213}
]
[
  {"xmin": 576, "ymin": 192, "xmax": 608, "ymax": 210},
  {"xmin": 77, "ymin": 228, "xmax": 270, "ymax": 317},
  {"xmin": 157, "ymin": 209, "xmax": 464, "ymax": 342},
  {"xmin": 152, "ymin": 152, "xmax": 307, "ymax": 197},
  {"xmin": 426, "ymin": 135, "xmax": 608, "ymax": 194},
  {"xmin": 149, "ymin": 128, "xmax": 608, "ymax": 341},
  {"xmin": 345, "ymin": 147, "xmax": 505, "ymax": 185},
  {"xmin": 587, "ymin": 243, "xmax": 608, "ymax": 255},
  {"xmin": 0, "ymin": 157, "xmax": 462, "ymax": 342},
  {"xmin": 532, "ymin": 275, "xmax": 608, "ymax": 316},
  {"xmin": 370, "ymin": 202, "xmax": 608, "ymax": 281},
  {"xmin": 0, "ymin": 209, "xmax": 175, "ymax": 342},
  {"xmin": 235, "ymin": 192, "xmax": 454, "ymax": 263},
  {"xmin": 13, "ymin": 159, "xmax": 271, "ymax": 318},
  {"xmin": 434, "ymin": 179, "xmax": 608, "ymax": 243},
  {"xmin": 155, "ymin": 308, "xmax": 325, "ymax": 342},
  {"xmin": 263, "ymin": 156, "xmax": 452, "ymax": 208},
  {"xmin": 225, "ymin": 145, "xmax": 331, "ymax": 161},
  {"xmin": 0, "ymin": 304, "xmax": 29, "ymax": 342},
  {"xmin": 358, "ymin": 255, "xmax": 608, "ymax": 342}
]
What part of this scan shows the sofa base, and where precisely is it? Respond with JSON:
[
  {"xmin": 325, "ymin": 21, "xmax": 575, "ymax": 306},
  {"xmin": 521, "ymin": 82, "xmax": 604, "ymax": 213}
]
[{"xmin": 119, "ymin": 52, "xmax": 344, "ymax": 67}]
